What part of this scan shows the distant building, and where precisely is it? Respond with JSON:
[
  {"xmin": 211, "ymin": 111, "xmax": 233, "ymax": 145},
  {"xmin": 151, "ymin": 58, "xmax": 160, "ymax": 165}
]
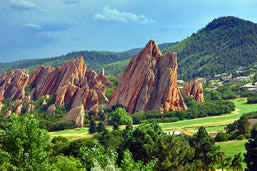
[
  {"xmin": 209, "ymin": 82, "xmax": 223, "ymax": 88},
  {"xmin": 177, "ymin": 80, "xmax": 185, "ymax": 84},
  {"xmin": 198, "ymin": 78, "xmax": 206, "ymax": 83},
  {"xmin": 241, "ymin": 82, "xmax": 257, "ymax": 92},
  {"xmin": 233, "ymin": 76, "xmax": 251, "ymax": 82}
]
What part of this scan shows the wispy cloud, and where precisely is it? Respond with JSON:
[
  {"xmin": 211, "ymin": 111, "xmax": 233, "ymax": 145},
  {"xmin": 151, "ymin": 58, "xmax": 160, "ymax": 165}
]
[
  {"xmin": 95, "ymin": 7, "xmax": 155, "ymax": 24},
  {"xmin": 9, "ymin": 0, "xmax": 36, "ymax": 10},
  {"xmin": 24, "ymin": 24, "xmax": 41, "ymax": 30},
  {"xmin": 23, "ymin": 23, "xmax": 71, "ymax": 32}
]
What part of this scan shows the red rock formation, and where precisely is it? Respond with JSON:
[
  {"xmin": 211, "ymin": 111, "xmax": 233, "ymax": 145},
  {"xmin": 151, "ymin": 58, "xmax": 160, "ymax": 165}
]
[
  {"xmin": 181, "ymin": 77, "xmax": 204, "ymax": 102},
  {"xmin": 63, "ymin": 105, "xmax": 85, "ymax": 127},
  {"xmin": 47, "ymin": 104, "xmax": 56, "ymax": 114},
  {"xmin": 29, "ymin": 56, "xmax": 112, "ymax": 113},
  {"xmin": 106, "ymin": 40, "xmax": 187, "ymax": 113},
  {"xmin": 0, "ymin": 69, "xmax": 30, "ymax": 102}
]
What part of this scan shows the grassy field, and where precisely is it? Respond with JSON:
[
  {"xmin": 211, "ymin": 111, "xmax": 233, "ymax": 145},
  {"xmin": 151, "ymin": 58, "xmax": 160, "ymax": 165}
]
[
  {"xmin": 159, "ymin": 98, "xmax": 257, "ymax": 135},
  {"xmin": 49, "ymin": 98, "xmax": 257, "ymax": 139},
  {"xmin": 216, "ymin": 140, "xmax": 247, "ymax": 157},
  {"xmin": 216, "ymin": 140, "xmax": 248, "ymax": 168}
]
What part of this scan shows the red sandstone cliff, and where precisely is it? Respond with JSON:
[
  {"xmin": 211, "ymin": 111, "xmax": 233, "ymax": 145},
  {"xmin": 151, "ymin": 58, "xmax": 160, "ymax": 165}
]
[
  {"xmin": 181, "ymin": 77, "xmax": 204, "ymax": 102},
  {"xmin": 29, "ymin": 56, "xmax": 112, "ymax": 114},
  {"xmin": 0, "ymin": 69, "xmax": 30, "ymax": 102},
  {"xmin": 106, "ymin": 40, "xmax": 187, "ymax": 113}
]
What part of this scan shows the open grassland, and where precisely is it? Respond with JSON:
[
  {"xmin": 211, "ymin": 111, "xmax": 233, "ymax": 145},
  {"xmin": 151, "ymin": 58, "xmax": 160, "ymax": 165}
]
[
  {"xmin": 216, "ymin": 140, "xmax": 247, "ymax": 157},
  {"xmin": 48, "ymin": 128, "xmax": 92, "ymax": 140},
  {"xmin": 216, "ymin": 140, "xmax": 247, "ymax": 168},
  {"xmin": 159, "ymin": 98, "xmax": 257, "ymax": 135}
]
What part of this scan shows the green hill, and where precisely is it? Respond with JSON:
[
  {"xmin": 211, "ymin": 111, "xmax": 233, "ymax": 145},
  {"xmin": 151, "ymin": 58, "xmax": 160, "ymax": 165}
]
[
  {"xmin": 162, "ymin": 16, "xmax": 257, "ymax": 80},
  {"xmin": 0, "ymin": 49, "xmax": 140, "ymax": 74}
]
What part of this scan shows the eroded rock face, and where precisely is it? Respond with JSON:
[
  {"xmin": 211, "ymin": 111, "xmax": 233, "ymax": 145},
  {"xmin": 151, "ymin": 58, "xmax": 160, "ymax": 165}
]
[
  {"xmin": 181, "ymin": 77, "xmax": 204, "ymax": 102},
  {"xmin": 29, "ymin": 56, "xmax": 112, "ymax": 114},
  {"xmin": 63, "ymin": 105, "xmax": 85, "ymax": 127},
  {"xmin": 47, "ymin": 104, "xmax": 56, "ymax": 114},
  {"xmin": 0, "ymin": 69, "xmax": 30, "ymax": 102},
  {"xmin": 106, "ymin": 40, "xmax": 187, "ymax": 113}
]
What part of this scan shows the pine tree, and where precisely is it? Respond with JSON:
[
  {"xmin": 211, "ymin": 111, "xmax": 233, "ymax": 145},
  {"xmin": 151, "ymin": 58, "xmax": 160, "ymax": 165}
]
[
  {"xmin": 231, "ymin": 153, "xmax": 243, "ymax": 171},
  {"xmin": 245, "ymin": 124, "xmax": 257, "ymax": 170},
  {"xmin": 89, "ymin": 117, "xmax": 96, "ymax": 134},
  {"xmin": 190, "ymin": 127, "xmax": 219, "ymax": 170},
  {"xmin": 96, "ymin": 122, "xmax": 106, "ymax": 133}
]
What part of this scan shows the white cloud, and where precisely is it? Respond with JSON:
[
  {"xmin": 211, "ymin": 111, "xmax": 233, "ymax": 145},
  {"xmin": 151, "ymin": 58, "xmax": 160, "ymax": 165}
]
[
  {"xmin": 24, "ymin": 24, "xmax": 41, "ymax": 30},
  {"xmin": 9, "ymin": 0, "xmax": 36, "ymax": 10},
  {"xmin": 95, "ymin": 7, "xmax": 154, "ymax": 24}
]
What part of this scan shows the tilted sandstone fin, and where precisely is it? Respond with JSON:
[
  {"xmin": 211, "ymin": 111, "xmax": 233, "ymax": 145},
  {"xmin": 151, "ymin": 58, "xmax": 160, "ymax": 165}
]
[
  {"xmin": 63, "ymin": 105, "xmax": 85, "ymax": 127},
  {"xmin": 106, "ymin": 40, "xmax": 187, "ymax": 113},
  {"xmin": 181, "ymin": 77, "xmax": 204, "ymax": 102}
]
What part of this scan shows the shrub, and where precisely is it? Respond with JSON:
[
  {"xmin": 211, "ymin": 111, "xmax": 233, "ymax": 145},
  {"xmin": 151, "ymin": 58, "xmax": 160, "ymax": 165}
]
[{"xmin": 215, "ymin": 132, "xmax": 229, "ymax": 142}]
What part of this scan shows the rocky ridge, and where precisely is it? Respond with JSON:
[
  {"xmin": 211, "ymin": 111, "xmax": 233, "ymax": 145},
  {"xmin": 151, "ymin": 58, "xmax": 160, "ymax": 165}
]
[
  {"xmin": 0, "ymin": 56, "xmax": 112, "ymax": 127},
  {"xmin": 106, "ymin": 40, "xmax": 187, "ymax": 113},
  {"xmin": 181, "ymin": 77, "xmax": 204, "ymax": 102}
]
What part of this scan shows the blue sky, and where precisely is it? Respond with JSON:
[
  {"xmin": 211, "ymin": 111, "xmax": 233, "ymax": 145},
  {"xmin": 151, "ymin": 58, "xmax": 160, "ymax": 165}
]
[{"xmin": 1, "ymin": 0, "xmax": 257, "ymax": 62}]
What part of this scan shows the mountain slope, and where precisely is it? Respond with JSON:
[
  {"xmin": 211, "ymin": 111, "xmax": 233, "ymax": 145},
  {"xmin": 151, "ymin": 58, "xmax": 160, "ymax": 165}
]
[
  {"xmin": 0, "ymin": 50, "xmax": 140, "ymax": 74},
  {"xmin": 162, "ymin": 16, "xmax": 257, "ymax": 80}
]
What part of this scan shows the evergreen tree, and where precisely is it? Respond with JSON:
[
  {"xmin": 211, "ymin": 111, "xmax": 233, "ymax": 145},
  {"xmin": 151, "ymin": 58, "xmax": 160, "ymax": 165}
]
[
  {"xmin": 231, "ymin": 153, "xmax": 243, "ymax": 171},
  {"xmin": 96, "ymin": 122, "xmax": 106, "ymax": 133},
  {"xmin": 237, "ymin": 115, "xmax": 250, "ymax": 135},
  {"xmin": 245, "ymin": 124, "xmax": 257, "ymax": 170},
  {"xmin": 190, "ymin": 127, "xmax": 219, "ymax": 170},
  {"xmin": 89, "ymin": 117, "xmax": 96, "ymax": 134}
]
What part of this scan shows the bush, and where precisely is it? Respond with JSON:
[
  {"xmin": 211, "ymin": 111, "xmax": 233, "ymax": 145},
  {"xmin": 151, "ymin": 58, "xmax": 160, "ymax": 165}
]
[
  {"xmin": 215, "ymin": 132, "xmax": 229, "ymax": 142},
  {"xmin": 247, "ymin": 95, "xmax": 257, "ymax": 104},
  {"xmin": 236, "ymin": 134, "xmax": 245, "ymax": 140}
]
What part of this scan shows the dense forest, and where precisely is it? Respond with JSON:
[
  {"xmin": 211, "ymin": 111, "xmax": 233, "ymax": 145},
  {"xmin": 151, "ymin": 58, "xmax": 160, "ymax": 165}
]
[{"xmin": 162, "ymin": 16, "xmax": 257, "ymax": 80}]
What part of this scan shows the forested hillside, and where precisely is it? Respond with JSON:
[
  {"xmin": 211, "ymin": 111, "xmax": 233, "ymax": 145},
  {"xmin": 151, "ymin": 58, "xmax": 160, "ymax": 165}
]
[{"xmin": 163, "ymin": 16, "xmax": 257, "ymax": 80}]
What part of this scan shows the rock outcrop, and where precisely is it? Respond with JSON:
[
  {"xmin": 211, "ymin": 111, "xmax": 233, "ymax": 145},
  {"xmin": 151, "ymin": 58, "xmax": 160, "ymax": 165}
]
[
  {"xmin": 181, "ymin": 77, "xmax": 204, "ymax": 102},
  {"xmin": 47, "ymin": 104, "xmax": 56, "ymax": 114},
  {"xmin": 106, "ymin": 40, "xmax": 187, "ymax": 113},
  {"xmin": 63, "ymin": 105, "xmax": 85, "ymax": 127},
  {"xmin": 0, "ymin": 69, "xmax": 30, "ymax": 102},
  {"xmin": 29, "ymin": 56, "xmax": 112, "ymax": 114},
  {"xmin": 0, "ymin": 102, "xmax": 4, "ymax": 113},
  {"xmin": 0, "ymin": 57, "xmax": 111, "ymax": 125}
]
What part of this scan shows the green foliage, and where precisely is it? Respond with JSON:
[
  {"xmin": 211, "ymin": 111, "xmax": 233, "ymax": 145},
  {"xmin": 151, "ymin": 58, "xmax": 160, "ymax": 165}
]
[
  {"xmin": 0, "ymin": 115, "xmax": 50, "ymax": 170},
  {"xmin": 105, "ymin": 76, "xmax": 120, "ymax": 98},
  {"xmin": 89, "ymin": 117, "xmax": 96, "ymax": 134},
  {"xmin": 225, "ymin": 115, "xmax": 250, "ymax": 140},
  {"xmin": 96, "ymin": 122, "xmax": 106, "ymax": 133},
  {"xmin": 80, "ymin": 144, "xmax": 117, "ymax": 170},
  {"xmin": 190, "ymin": 127, "xmax": 219, "ymax": 169},
  {"xmin": 132, "ymin": 100, "xmax": 235, "ymax": 124},
  {"xmin": 95, "ymin": 129, "xmax": 124, "ymax": 148},
  {"xmin": 245, "ymin": 124, "xmax": 257, "ymax": 170},
  {"xmin": 120, "ymin": 123, "xmax": 163, "ymax": 164},
  {"xmin": 215, "ymin": 132, "xmax": 230, "ymax": 142},
  {"xmin": 120, "ymin": 150, "xmax": 157, "ymax": 171},
  {"xmin": 65, "ymin": 138, "xmax": 97, "ymax": 157},
  {"xmin": 217, "ymin": 152, "xmax": 232, "ymax": 171},
  {"xmin": 162, "ymin": 16, "xmax": 257, "ymax": 80},
  {"xmin": 247, "ymin": 95, "xmax": 257, "ymax": 104},
  {"xmin": 51, "ymin": 155, "xmax": 84, "ymax": 171},
  {"xmin": 108, "ymin": 107, "xmax": 132, "ymax": 129},
  {"xmin": 231, "ymin": 153, "xmax": 244, "ymax": 171}
]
